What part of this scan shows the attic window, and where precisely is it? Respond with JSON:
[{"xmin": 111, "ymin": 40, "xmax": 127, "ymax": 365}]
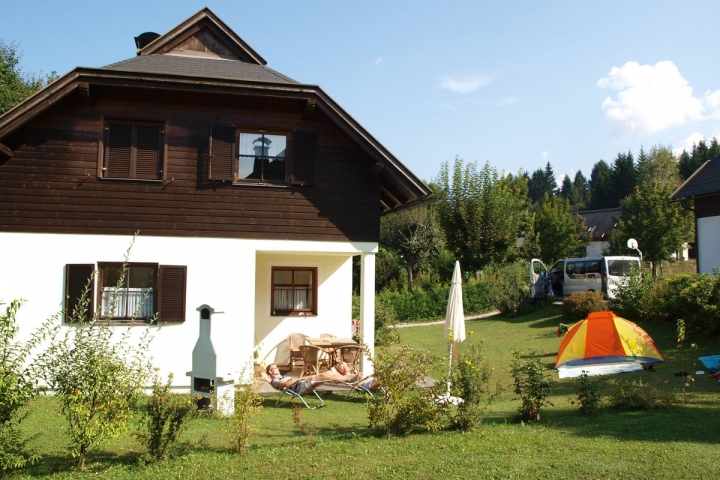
[
  {"xmin": 102, "ymin": 122, "xmax": 165, "ymax": 180},
  {"xmin": 238, "ymin": 131, "xmax": 287, "ymax": 184},
  {"xmin": 208, "ymin": 127, "xmax": 317, "ymax": 186}
]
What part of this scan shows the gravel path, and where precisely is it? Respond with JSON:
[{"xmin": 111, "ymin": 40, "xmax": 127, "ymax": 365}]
[{"xmin": 393, "ymin": 310, "xmax": 500, "ymax": 328}]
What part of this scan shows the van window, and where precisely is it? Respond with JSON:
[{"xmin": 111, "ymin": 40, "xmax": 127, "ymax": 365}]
[
  {"xmin": 607, "ymin": 259, "xmax": 640, "ymax": 276},
  {"xmin": 586, "ymin": 261, "xmax": 600, "ymax": 274},
  {"xmin": 566, "ymin": 262, "xmax": 577, "ymax": 275}
]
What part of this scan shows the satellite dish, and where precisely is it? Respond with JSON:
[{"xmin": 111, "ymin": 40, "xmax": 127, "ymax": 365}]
[{"xmin": 627, "ymin": 238, "xmax": 638, "ymax": 250}]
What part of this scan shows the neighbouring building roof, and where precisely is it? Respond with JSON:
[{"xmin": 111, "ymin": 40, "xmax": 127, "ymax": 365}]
[
  {"xmin": 671, "ymin": 156, "xmax": 720, "ymax": 199},
  {"xmin": 576, "ymin": 208, "xmax": 621, "ymax": 241}
]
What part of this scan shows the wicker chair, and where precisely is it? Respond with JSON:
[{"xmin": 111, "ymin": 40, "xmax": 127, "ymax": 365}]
[
  {"xmin": 337, "ymin": 345, "xmax": 363, "ymax": 374},
  {"xmin": 299, "ymin": 344, "xmax": 330, "ymax": 376},
  {"xmin": 287, "ymin": 333, "xmax": 307, "ymax": 368}
]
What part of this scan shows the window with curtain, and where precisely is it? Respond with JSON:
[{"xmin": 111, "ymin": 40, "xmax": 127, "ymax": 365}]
[
  {"xmin": 271, "ymin": 267, "xmax": 316, "ymax": 315},
  {"xmin": 99, "ymin": 263, "xmax": 157, "ymax": 320}
]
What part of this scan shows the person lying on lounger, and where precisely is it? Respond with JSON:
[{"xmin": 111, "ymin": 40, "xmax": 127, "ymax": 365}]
[
  {"xmin": 265, "ymin": 363, "xmax": 347, "ymax": 393},
  {"xmin": 332, "ymin": 362, "xmax": 381, "ymax": 391}
]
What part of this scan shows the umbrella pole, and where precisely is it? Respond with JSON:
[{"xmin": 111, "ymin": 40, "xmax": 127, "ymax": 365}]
[{"xmin": 446, "ymin": 341, "xmax": 453, "ymax": 397}]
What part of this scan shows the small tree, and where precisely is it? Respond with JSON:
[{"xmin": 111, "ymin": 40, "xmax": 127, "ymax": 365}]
[
  {"xmin": 510, "ymin": 350, "xmax": 554, "ymax": 422},
  {"xmin": 451, "ymin": 342, "xmax": 501, "ymax": 431},
  {"xmin": 0, "ymin": 300, "xmax": 46, "ymax": 475},
  {"xmin": 228, "ymin": 374, "xmax": 263, "ymax": 453},
  {"xmin": 37, "ymin": 243, "xmax": 154, "ymax": 469},
  {"xmin": 366, "ymin": 343, "xmax": 445, "ymax": 437},
  {"xmin": 136, "ymin": 372, "xmax": 195, "ymax": 462}
]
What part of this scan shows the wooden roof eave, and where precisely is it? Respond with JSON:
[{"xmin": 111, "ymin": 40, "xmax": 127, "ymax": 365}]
[
  {"xmin": 0, "ymin": 71, "xmax": 82, "ymax": 140},
  {"xmin": 311, "ymin": 88, "xmax": 431, "ymax": 200}
]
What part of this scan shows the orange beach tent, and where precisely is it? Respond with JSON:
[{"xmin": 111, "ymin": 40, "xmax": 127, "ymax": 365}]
[{"xmin": 555, "ymin": 311, "xmax": 664, "ymax": 378}]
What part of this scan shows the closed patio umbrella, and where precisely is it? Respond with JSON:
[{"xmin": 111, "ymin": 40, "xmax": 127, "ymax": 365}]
[{"xmin": 437, "ymin": 261, "xmax": 466, "ymax": 405}]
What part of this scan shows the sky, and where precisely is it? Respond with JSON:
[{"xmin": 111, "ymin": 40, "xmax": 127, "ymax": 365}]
[{"xmin": 4, "ymin": 0, "xmax": 720, "ymax": 185}]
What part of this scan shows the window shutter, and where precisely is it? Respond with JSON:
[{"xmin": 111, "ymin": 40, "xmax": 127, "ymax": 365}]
[
  {"xmin": 158, "ymin": 265, "xmax": 187, "ymax": 322},
  {"xmin": 65, "ymin": 264, "xmax": 95, "ymax": 322},
  {"xmin": 209, "ymin": 126, "xmax": 235, "ymax": 181},
  {"xmin": 105, "ymin": 124, "xmax": 132, "ymax": 178},
  {"xmin": 135, "ymin": 125, "xmax": 162, "ymax": 179},
  {"xmin": 292, "ymin": 131, "xmax": 317, "ymax": 186}
]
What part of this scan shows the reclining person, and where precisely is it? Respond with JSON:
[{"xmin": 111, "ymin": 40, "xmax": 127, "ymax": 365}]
[
  {"xmin": 332, "ymin": 361, "xmax": 381, "ymax": 391},
  {"xmin": 265, "ymin": 363, "xmax": 344, "ymax": 394}
]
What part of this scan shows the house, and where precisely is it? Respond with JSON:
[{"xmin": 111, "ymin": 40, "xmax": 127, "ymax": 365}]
[
  {"xmin": 576, "ymin": 208, "xmax": 621, "ymax": 257},
  {"xmin": 670, "ymin": 156, "xmax": 720, "ymax": 273},
  {"xmin": 0, "ymin": 8, "xmax": 431, "ymax": 389},
  {"xmin": 577, "ymin": 207, "xmax": 688, "ymax": 260}
]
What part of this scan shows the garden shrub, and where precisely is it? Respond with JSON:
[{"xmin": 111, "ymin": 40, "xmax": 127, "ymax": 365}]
[
  {"xmin": 367, "ymin": 343, "xmax": 445, "ymax": 437},
  {"xmin": 510, "ymin": 350, "xmax": 554, "ymax": 422},
  {"xmin": 562, "ymin": 291, "xmax": 606, "ymax": 321},
  {"xmin": 605, "ymin": 378, "xmax": 673, "ymax": 410},
  {"xmin": 572, "ymin": 372, "xmax": 603, "ymax": 415},
  {"xmin": 450, "ymin": 342, "xmax": 501, "ymax": 431},
  {"xmin": 662, "ymin": 273, "xmax": 720, "ymax": 334},
  {"xmin": 485, "ymin": 261, "xmax": 532, "ymax": 316},
  {"xmin": 229, "ymin": 376, "xmax": 263, "ymax": 453},
  {"xmin": 0, "ymin": 300, "xmax": 44, "ymax": 475},
  {"xmin": 136, "ymin": 372, "xmax": 195, "ymax": 462},
  {"xmin": 610, "ymin": 268, "xmax": 660, "ymax": 320},
  {"xmin": 37, "ymin": 242, "xmax": 154, "ymax": 470}
]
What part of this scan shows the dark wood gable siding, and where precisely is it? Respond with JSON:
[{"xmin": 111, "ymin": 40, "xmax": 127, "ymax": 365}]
[
  {"xmin": 695, "ymin": 194, "xmax": 720, "ymax": 218},
  {"xmin": 0, "ymin": 87, "xmax": 380, "ymax": 242}
]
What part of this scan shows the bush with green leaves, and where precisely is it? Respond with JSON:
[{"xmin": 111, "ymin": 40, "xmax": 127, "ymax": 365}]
[
  {"xmin": 610, "ymin": 268, "xmax": 661, "ymax": 320},
  {"xmin": 510, "ymin": 350, "xmax": 554, "ymax": 422},
  {"xmin": 136, "ymin": 372, "xmax": 195, "ymax": 462},
  {"xmin": 661, "ymin": 273, "xmax": 720, "ymax": 334},
  {"xmin": 37, "ymin": 244, "xmax": 155, "ymax": 470},
  {"xmin": 561, "ymin": 291, "xmax": 606, "ymax": 321},
  {"xmin": 0, "ymin": 300, "xmax": 45, "ymax": 475},
  {"xmin": 450, "ymin": 341, "xmax": 501, "ymax": 431},
  {"xmin": 605, "ymin": 378, "xmax": 673, "ymax": 410},
  {"xmin": 228, "ymin": 375, "xmax": 263, "ymax": 453},
  {"xmin": 572, "ymin": 371, "xmax": 603, "ymax": 415},
  {"xmin": 366, "ymin": 343, "xmax": 445, "ymax": 437},
  {"xmin": 485, "ymin": 261, "xmax": 533, "ymax": 316}
]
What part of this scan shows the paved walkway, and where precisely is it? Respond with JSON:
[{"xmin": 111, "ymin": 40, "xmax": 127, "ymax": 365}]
[{"xmin": 393, "ymin": 310, "xmax": 500, "ymax": 328}]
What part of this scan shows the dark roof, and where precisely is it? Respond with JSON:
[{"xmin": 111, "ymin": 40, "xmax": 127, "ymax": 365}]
[
  {"xmin": 671, "ymin": 156, "xmax": 720, "ymax": 199},
  {"xmin": 103, "ymin": 54, "xmax": 298, "ymax": 84},
  {"xmin": 576, "ymin": 208, "xmax": 621, "ymax": 241}
]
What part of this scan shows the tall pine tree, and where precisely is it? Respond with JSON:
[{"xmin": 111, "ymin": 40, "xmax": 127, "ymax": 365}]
[{"xmin": 587, "ymin": 160, "xmax": 613, "ymax": 209}]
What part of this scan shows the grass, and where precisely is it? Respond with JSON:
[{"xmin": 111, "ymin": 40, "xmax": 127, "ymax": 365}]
[{"xmin": 8, "ymin": 304, "xmax": 720, "ymax": 479}]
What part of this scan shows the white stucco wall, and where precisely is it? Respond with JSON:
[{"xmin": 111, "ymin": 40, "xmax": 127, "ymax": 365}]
[
  {"xmin": 697, "ymin": 216, "xmax": 720, "ymax": 273},
  {"xmin": 0, "ymin": 232, "xmax": 376, "ymax": 388}
]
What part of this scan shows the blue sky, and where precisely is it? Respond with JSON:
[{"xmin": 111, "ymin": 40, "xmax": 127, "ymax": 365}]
[{"xmin": 4, "ymin": 1, "xmax": 720, "ymax": 184}]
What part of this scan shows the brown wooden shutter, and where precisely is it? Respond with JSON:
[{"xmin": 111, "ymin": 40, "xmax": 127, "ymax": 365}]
[
  {"xmin": 209, "ymin": 126, "xmax": 235, "ymax": 181},
  {"xmin": 292, "ymin": 131, "xmax": 317, "ymax": 186},
  {"xmin": 65, "ymin": 264, "xmax": 95, "ymax": 322},
  {"xmin": 105, "ymin": 124, "xmax": 132, "ymax": 178},
  {"xmin": 158, "ymin": 265, "xmax": 187, "ymax": 322},
  {"xmin": 135, "ymin": 125, "xmax": 162, "ymax": 179}
]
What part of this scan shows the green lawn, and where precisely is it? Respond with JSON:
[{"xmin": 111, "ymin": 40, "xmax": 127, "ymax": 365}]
[{"xmin": 10, "ymin": 305, "xmax": 720, "ymax": 479}]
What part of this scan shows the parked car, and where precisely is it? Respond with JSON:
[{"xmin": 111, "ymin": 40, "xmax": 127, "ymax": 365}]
[{"xmin": 531, "ymin": 256, "xmax": 641, "ymax": 300}]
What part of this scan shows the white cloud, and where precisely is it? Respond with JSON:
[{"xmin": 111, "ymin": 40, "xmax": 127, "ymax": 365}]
[
  {"xmin": 672, "ymin": 130, "xmax": 720, "ymax": 156},
  {"xmin": 375, "ymin": 57, "xmax": 383, "ymax": 65},
  {"xmin": 598, "ymin": 61, "xmax": 704, "ymax": 133},
  {"xmin": 541, "ymin": 151, "xmax": 549, "ymax": 161},
  {"xmin": 440, "ymin": 75, "xmax": 493, "ymax": 94},
  {"xmin": 672, "ymin": 132, "xmax": 705, "ymax": 156}
]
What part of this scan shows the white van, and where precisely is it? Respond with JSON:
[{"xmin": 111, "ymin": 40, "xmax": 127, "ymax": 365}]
[{"xmin": 530, "ymin": 256, "xmax": 640, "ymax": 300}]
